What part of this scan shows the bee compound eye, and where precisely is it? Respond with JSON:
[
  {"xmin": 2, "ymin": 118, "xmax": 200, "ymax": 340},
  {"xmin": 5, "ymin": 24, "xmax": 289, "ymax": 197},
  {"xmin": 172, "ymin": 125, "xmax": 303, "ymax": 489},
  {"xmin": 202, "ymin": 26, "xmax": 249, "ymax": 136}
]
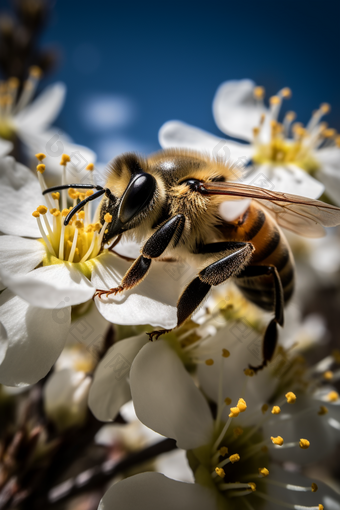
[{"xmin": 119, "ymin": 173, "xmax": 157, "ymax": 224}]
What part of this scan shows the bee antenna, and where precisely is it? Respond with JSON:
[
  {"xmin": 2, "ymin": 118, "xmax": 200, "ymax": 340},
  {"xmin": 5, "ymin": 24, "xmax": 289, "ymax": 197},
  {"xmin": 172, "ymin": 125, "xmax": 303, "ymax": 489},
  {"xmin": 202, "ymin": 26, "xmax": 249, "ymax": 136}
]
[
  {"xmin": 64, "ymin": 188, "xmax": 107, "ymax": 225},
  {"xmin": 42, "ymin": 184, "xmax": 104, "ymax": 195}
]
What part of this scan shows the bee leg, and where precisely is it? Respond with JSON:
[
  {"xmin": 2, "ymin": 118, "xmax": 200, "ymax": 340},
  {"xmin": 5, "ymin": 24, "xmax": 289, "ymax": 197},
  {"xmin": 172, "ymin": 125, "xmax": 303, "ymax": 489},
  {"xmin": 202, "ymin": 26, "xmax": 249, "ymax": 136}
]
[
  {"xmin": 95, "ymin": 214, "xmax": 185, "ymax": 299},
  {"xmin": 175, "ymin": 241, "xmax": 254, "ymax": 329},
  {"xmin": 236, "ymin": 265, "xmax": 284, "ymax": 373}
]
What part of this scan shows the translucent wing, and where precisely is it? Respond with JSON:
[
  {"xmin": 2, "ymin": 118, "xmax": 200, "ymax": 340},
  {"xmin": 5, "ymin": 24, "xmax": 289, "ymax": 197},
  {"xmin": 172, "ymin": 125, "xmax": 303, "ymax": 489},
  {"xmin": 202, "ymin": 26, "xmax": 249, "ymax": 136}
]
[{"xmin": 200, "ymin": 181, "xmax": 340, "ymax": 238}]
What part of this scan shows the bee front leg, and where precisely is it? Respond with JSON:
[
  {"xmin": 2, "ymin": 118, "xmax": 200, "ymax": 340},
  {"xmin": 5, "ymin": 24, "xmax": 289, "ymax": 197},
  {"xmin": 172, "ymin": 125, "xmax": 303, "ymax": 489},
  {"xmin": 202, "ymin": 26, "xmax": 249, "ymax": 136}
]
[{"xmin": 95, "ymin": 214, "xmax": 185, "ymax": 300}]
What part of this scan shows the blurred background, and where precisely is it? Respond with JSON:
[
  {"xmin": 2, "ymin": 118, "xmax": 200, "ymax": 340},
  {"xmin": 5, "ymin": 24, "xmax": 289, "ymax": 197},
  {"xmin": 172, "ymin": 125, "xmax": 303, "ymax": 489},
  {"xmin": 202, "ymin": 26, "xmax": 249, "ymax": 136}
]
[{"xmin": 1, "ymin": 0, "xmax": 337, "ymax": 164}]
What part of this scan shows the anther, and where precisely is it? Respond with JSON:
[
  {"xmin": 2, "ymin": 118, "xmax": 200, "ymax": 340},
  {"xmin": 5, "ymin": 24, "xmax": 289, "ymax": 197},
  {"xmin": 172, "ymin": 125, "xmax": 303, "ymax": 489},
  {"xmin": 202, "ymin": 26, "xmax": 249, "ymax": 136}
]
[
  {"xmin": 86, "ymin": 163, "xmax": 94, "ymax": 171},
  {"xmin": 215, "ymin": 467, "xmax": 225, "ymax": 478},
  {"xmin": 244, "ymin": 368, "xmax": 254, "ymax": 377},
  {"xmin": 51, "ymin": 192, "xmax": 60, "ymax": 200},
  {"xmin": 60, "ymin": 154, "xmax": 71, "ymax": 166},
  {"xmin": 229, "ymin": 407, "xmax": 240, "ymax": 418},
  {"xmin": 225, "ymin": 397, "xmax": 232, "ymax": 405},
  {"xmin": 86, "ymin": 190, "xmax": 94, "ymax": 196},
  {"xmin": 36, "ymin": 205, "xmax": 48, "ymax": 214},
  {"xmin": 220, "ymin": 446, "xmax": 228, "ymax": 456},
  {"xmin": 205, "ymin": 359, "xmax": 214, "ymax": 366},
  {"xmin": 50, "ymin": 208, "xmax": 57, "ymax": 214},
  {"xmin": 32, "ymin": 211, "xmax": 40, "ymax": 218},
  {"xmin": 259, "ymin": 468, "xmax": 269, "ymax": 477},
  {"xmin": 8, "ymin": 77, "xmax": 19, "ymax": 88},
  {"xmin": 53, "ymin": 210, "xmax": 61, "ymax": 217},
  {"xmin": 320, "ymin": 103, "xmax": 330, "ymax": 114},
  {"xmin": 271, "ymin": 406, "xmax": 281, "ymax": 414},
  {"xmin": 318, "ymin": 406, "xmax": 328, "ymax": 415},
  {"xmin": 78, "ymin": 211, "xmax": 85, "ymax": 220},
  {"xmin": 237, "ymin": 398, "xmax": 247, "ymax": 412},
  {"xmin": 35, "ymin": 152, "xmax": 46, "ymax": 161},
  {"xmin": 327, "ymin": 391, "xmax": 339, "ymax": 402},
  {"xmin": 285, "ymin": 392, "xmax": 296, "ymax": 404},
  {"xmin": 270, "ymin": 95, "xmax": 281, "ymax": 105},
  {"xmin": 299, "ymin": 439, "xmax": 310, "ymax": 449},
  {"xmin": 311, "ymin": 483, "xmax": 318, "ymax": 492},
  {"xmin": 248, "ymin": 482, "xmax": 256, "ymax": 492},
  {"xmin": 285, "ymin": 111, "xmax": 296, "ymax": 122},
  {"xmin": 271, "ymin": 436, "xmax": 284, "ymax": 446},
  {"xmin": 36, "ymin": 164, "xmax": 45, "ymax": 173},
  {"xmin": 261, "ymin": 404, "xmax": 269, "ymax": 414},
  {"xmin": 253, "ymin": 86, "xmax": 265, "ymax": 99},
  {"xmin": 222, "ymin": 349, "xmax": 230, "ymax": 358},
  {"xmin": 323, "ymin": 371, "xmax": 333, "ymax": 380},
  {"xmin": 29, "ymin": 66, "xmax": 43, "ymax": 79},
  {"xmin": 229, "ymin": 454, "xmax": 240, "ymax": 463},
  {"xmin": 281, "ymin": 87, "xmax": 292, "ymax": 99},
  {"xmin": 104, "ymin": 212, "xmax": 113, "ymax": 223}
]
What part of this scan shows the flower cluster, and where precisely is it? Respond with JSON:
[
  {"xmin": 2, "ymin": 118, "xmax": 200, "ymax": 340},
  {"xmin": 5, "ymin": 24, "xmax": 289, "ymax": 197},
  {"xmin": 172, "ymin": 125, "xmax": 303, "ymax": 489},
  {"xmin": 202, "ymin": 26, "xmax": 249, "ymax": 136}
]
[{"xmin": 0, "ymin": 69, "xmax": 340, "ymax": 510}]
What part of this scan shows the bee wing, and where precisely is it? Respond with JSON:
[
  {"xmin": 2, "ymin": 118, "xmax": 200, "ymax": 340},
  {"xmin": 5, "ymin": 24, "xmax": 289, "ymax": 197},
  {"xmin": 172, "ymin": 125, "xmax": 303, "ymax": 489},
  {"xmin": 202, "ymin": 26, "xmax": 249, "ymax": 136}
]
[{"xmin": 201, "ymin": 181, "xmax": 340, "ymax": 238}]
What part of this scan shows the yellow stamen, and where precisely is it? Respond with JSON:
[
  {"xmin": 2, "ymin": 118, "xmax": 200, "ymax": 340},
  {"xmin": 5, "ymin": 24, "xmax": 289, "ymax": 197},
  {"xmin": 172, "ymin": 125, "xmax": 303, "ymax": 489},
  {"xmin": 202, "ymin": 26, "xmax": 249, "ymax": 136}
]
[
  {"xmin": 222, "ymin": 349, "xmax": 230, "ymax": 358},
  {"xmin": 327, "ymin": 391, "xmax": 339, "ymax": 402},
  {"xmin": 229, "ymin": 454, "xmax": 240, "ymax": 463},
  {"xmin": 318, "ymin": 406, "xmax": 328, "ymax": 415},
  {"xmin": 253, "ymin": 86, "xmax": 265, "ymax": 99},
  {"xmin": 220, "ymin": 446, "xmax": 228, "ymax": 456},
  {"xmin": 319, "ymin": 504, "xmax": 324, "ymax": 510},
  {"xmin": 285, "ymin": 111, "xmax": 296, "ymax": 122},
  {"xmin": 35, "ymin": 152, "xmax": 46, "ymax": 161},
  {"xmin": 244, "ymin": 368, "xmax": 254, "ymax": 377},
  {"xmin": 86, "ymin": 190, "xmax": 94, "ymax": 197},
  {"xmin": 68, "ymin": 188, "xmax": 79, "ymax": 200},
  {"xmin": 281, "ymin": 87, "xmax": 292, "ymax": 99},
  {"xmin": 36, "ymin": 164, "xmax": 45, "ymax": 173},
  {"xmin": 271, "ymin": 406, "xmax": 281, "ymax": 414},
  {"xmin": 320, "ymin": 103, "xmax": 330, "ymax": 114},
  {"xmin": 61, "ymin": 208, "xmax": 69, "ymax": 217},
  {"xmin": 29, "ymin": 66, "xmax": 42, "ymax": 79},
  {"xmin": 258, "ymin": 467, "xmax": 269, "ymax": 477},
  {"xmin": 269, "ymin": 95, "xmax": 280, "ymax": 105},
  {"xmin": 205, "ymin": 359, "xmax": 214, "ymax": 366},
  {"xmin": 299, "ymin": 439, "xmax": 310, "ymax": 449},
  {"xmin": 248, "ymin": 482, "xmax": 256, "ymax": 492},
  {"xmin": 323, "ymin": 370, "xmax": 333, "ymax": 380},
  {"xmin": 261, "ymin": 404, "xmax": 268, "ymax": 414},
  {"xmin": 75, "ymin": 220, "xmax": 84, "ymax": 229},
  {"xmin": 8, "ymin": 77, "xmax": 19, "ymax": 88},
  {"xmin": 311, "ymin": 483, "xmax": 318, "ymax": 492},
  {"xmin": 32, "ymin": 211, "xmax": 40, "ymax": 218},
  {"xmin": 215, "ymin": 467, "xmax": 225, "ymax": 478},
  {"xmin": 51, "ymin": 192, "xmax": 60, "ymax": 200},
  {"xmin": 323, "ymin": 128, "xmax": 336, "ymax": 138},
  {"xmin": 86, "ymin": 163, "xmax": 94, "ymax": 171},
  {"xmin": 229, "ymin": 407, "xmax": 240, "ymax": 418},
  {"xmin": 271, "ymin": 436, "xmax": 284, "ymax": 446},
  {"xmin": 78, "ymin": 211, "xmax": 85, "ymax": 220},
  {"xmin": 36, "ymin": 205, "xmax": 48, "ymax": 215},
  {"xmin": 60, "ymin": 153, "xmax": 70, "ymax": 166},
  {"xmin": 224, "ymin": 397, "xmax": 232, "ymax": 405},
  {"xmin": 53, "ymin": 210, "xmax": 60, "ymax": 217},
  {"xmin": 285, "ymin": 392, "xmax": 296, "ymax": 404},
  {"xmin": 237, "ymin": 398, "xmax": 247, "ymax": 412},
  {"xmin": 49, "ymin": 208, "xmax": 57, "ymax": 214}
]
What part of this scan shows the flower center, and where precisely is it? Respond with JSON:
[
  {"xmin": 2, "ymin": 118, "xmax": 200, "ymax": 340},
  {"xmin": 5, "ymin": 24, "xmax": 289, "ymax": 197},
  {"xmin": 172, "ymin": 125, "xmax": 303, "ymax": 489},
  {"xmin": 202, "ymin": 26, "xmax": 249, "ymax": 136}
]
[
  {"xmin": 32, "ymin": 154, "xmax": 106, "ymax": 270},
  {"xmin": 251, "ymin": 86, "xmax": 339, "ymax": 173}
]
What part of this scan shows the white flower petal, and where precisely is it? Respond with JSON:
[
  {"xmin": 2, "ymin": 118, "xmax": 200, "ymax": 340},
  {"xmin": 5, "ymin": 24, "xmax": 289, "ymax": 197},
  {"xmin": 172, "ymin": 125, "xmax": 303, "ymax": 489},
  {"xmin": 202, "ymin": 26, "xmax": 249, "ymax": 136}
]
[
  {"xmin": 213, "ymin": 79, "xmax": 268, "ymax": 142},
  {"xmin": 0, "ymin": 264, "xmax": 94, "ymax": 308},
  {"xmin": 0, "ymin": 236, "xmax": 45, "ymax": 289},
  {"xmin": 0, "ymin": 138, "xmax": 13, "ymax": 157},
  {"xmin": 0, "ymin": 157, "xmax": 41, "ymax": 237},
  {"xmin": 316, "ymin": 147, "xmax": 340, "ymax": 206},
  {"xmin": 15, "ymin": 82, "xmax": 66, "ymax": 132},
  {"xmin": 19, "ymin": 129, "xmax": 96, "ymax": 185},
  {"xmin": 88, "ymin": 334, "xmax": 148, "ymax": 421},
  {"xmin": 0, "ymin": 289, "xmax": 70, "ymax": 386},
  {"xmin": 159, "ymin": 120, "xmax": 253, "ymax": 164},
  {"xmin": 130, "ymin": 341, "xmax": 214, "ymax": 450},
  {"xmin": 243, "ymin": 163, "xmax": 325, "ymax": 198},
  {"xmin": 91, "ymin": 253, "xmax": 179, "ymax": 329},
  {"xmin": 156, "ymin": 449, "xmax": 195, "ymax": 483},
  {"xmin": 196, "ymin": 326, "xmax": 278, "ymax": 420},
  {"xmin": 99, "ymin": 473, "xmax": 216, "ymax": 510}
]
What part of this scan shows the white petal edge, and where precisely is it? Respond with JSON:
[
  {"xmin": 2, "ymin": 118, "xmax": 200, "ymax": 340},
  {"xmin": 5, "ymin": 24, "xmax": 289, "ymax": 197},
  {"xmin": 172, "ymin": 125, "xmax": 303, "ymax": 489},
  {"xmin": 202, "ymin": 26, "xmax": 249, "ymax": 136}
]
[
  {"xmin": 99, "ymin": 473, "xmax": 216, "ymax": 510},
  {"xmin": 88, "ymin": 334, "xmax": 149, "ymax": 421},
  {"xmin": 15, "ymin": 82, "xmax": 66, "ymax": 132},
  {"xmin": 91, "ymin": 252, "xmax": 180, "ymax": 329},
  {"xmin": 130, "ymin": 340, "xmax": 214, "ymax": 450},
  {"xmin": 316, "ymin": 147, "xmax": 340, "ymax": 206},
  {"xmin": 159, "ymin": 120, "xmax": 253, "ymax": 165},
  {"xmin": 0, "ymin": 138, "xmax": 13, "ymax": 157},
  {"xmin": 213, "ymin": 79, "xmax": 268, "ymax": 142},
  {"xmin": 0, "ymin": 289, "xmax": 70, "ymax": 386},
  {"xmin": 0, "ymin": 157, "xmax": 42, "ymax": 237},
  {"xmin": 0, "ymin": 236, "xmax": 45, "ymax": 290},
  {"xmin": 0, "ymin": 263, "xmax": 94, "ymax": 308}
]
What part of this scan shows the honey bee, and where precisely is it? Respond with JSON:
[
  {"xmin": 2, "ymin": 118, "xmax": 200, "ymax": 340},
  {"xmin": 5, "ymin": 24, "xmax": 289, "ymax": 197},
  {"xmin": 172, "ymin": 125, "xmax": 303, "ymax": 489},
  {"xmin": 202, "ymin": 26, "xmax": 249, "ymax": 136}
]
[{"xmin": 43, "ymin": 150, "xmax": 340, "ymax": 371}]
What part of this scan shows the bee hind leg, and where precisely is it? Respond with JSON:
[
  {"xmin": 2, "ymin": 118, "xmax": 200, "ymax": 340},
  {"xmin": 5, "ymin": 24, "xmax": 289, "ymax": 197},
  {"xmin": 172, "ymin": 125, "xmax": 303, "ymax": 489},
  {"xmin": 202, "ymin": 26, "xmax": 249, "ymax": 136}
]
[{"xmin": 236, "ymin": 265, "xmax": 284, "ymax": 373}]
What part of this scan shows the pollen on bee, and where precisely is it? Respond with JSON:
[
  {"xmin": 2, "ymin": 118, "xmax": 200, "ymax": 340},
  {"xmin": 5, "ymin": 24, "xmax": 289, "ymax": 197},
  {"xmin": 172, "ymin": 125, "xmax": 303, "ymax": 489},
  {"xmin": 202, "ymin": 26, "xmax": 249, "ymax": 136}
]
[{"xmin": 104, "ymin": 212, "xmax": 113, "ymax": 223}]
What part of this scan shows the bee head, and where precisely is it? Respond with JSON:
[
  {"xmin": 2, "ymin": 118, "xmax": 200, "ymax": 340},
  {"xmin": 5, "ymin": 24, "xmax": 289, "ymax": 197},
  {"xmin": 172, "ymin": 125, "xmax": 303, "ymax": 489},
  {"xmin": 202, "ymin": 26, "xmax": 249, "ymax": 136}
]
[{"xmin": 101, "ymin": 153, "xmax": 157, "ymax": 243}]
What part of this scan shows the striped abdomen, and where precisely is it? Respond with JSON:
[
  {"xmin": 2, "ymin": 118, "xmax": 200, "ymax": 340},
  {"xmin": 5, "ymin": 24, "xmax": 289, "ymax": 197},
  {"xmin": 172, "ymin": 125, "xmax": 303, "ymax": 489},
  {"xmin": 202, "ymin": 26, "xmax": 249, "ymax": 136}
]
[{"xmin": 219, "ymin": 202, "xmax": 295, "ymax": 312}]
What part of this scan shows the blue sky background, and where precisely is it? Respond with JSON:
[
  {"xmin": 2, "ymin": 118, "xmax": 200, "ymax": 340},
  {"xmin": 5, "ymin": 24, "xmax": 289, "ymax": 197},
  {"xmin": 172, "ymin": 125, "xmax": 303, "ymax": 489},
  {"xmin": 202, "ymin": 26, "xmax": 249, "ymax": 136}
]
[{"xmin": 7, "ymin": 0, "xmax": 340, "ymax": 163}]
